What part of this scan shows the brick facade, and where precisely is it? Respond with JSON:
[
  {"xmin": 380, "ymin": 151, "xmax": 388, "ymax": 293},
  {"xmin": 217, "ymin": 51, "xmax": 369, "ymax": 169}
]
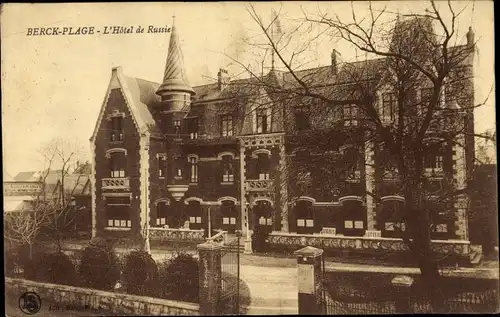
[{"xmin": 90, "ymin": 19, "xmax": 475, "ymax": 243}]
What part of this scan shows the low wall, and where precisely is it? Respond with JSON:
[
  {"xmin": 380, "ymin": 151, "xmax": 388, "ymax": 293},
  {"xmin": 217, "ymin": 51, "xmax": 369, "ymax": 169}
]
[
  {"xmin": 6, "ymin": 278, "xmax": 199, "ymax": 316},
  {"xmin": 149, "ymin": 228, "xmax": 205, "ymax": 243},
  {"xmin": 267, "ymin": 232, "xmax": 470, "ymax": 257}
]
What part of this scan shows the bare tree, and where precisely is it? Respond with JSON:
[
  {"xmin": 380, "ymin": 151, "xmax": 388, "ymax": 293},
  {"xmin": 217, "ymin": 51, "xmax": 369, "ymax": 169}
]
[
  {"xmin": 218, "ymin": 1, "xmax": 493, "ymax": 304},
  {"xmin": 36, "ymin": 138, "xmax": 87, "ymax": 249}
]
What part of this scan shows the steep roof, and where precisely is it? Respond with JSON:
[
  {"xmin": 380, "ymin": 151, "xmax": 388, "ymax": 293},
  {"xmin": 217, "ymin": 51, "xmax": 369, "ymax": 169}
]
[
  {"xmin": 156, "ymin": 19, "xmax": 195, "ymax": 96},
  {"xmin": 90, "ymin": 67, "xmax": 160, "ymax": 142},
  {"xmin": 13, "ymin": 171, "xmax": 39, "ymax": 182},
  {"xmin": 55, "ymin": 174, "xmax": 90, "ymax": 196}
]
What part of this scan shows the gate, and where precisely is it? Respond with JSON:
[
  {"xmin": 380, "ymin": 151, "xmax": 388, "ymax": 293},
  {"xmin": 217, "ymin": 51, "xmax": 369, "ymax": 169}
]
[{"xmin": 217, "ymin": 231, "xmax": 241, "ymax": 315}]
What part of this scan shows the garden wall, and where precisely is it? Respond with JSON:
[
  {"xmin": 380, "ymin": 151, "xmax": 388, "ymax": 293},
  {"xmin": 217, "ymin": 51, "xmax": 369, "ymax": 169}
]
[{"xmin": 6, "ymin": 278, "xmax": 199, "ymax": 316}]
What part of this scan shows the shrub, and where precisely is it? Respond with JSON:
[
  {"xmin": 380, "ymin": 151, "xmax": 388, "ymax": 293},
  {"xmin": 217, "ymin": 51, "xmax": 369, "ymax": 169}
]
[
  {"xmin": 33, "ymin": 251, "xmax": 78, "ymax": 286},
  {"xmin": 251, "ymin": 226, "xmax": 271, "ymax": 253},
  {"xmin": 122, "ymin": 250, "xmax": 158, "ymax": 296},
  {"xmin": 158, "ymin": 253, "xmax": 199, "ymax": 302},
  {"xmin": 78, "ymin": 240, "xmax": 120, "ymax": 291}
]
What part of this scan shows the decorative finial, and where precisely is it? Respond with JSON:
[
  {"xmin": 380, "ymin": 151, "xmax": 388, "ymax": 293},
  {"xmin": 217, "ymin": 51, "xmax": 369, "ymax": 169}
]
[{"xmin": 172, "ymin": 14, "xmax": 176, "ymax": 25}]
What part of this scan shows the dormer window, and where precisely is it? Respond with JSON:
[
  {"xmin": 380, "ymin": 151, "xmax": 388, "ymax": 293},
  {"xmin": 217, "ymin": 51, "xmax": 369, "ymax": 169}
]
[
  {"xmin": 256, "ymin": 109, "xmax": 268, "ymax": 133},
  {"xmin": 382, "ymin": 93, "xmax": 397, "ymax": 122},
  {"xmin": 110, "ymin": 116, "xmax": 124, "ymax": 141},
  {"xmin": 221, "ymin": 114, "xmax": 233, "ymax": 137},
  {"xmin": 343, "ymin": 104, "xmax": 358, "ymax": 127}
]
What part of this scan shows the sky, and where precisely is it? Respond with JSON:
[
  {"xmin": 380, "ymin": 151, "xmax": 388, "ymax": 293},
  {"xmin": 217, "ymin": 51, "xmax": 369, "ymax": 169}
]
[{"xmin": 1, "ymin": 1, "xmax": 495, "ymax": 176}]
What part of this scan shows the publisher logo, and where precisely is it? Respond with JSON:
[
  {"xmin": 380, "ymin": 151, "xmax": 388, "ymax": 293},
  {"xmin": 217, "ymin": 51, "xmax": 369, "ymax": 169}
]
[{"xmin": 19, "ymin": 292, "xmax": 41, "ymax": 315}]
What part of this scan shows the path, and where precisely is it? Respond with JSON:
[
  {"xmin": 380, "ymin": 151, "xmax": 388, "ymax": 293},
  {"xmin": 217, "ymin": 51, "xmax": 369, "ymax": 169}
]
[{"xmin": 240, "ymin": 265, "xmax": 298, "ymax": 315}]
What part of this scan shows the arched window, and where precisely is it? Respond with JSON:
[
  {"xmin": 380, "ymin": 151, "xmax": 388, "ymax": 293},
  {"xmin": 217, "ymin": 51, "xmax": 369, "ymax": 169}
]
[
  {"xmin": 221, "ymin": 200, "xmax": 237, "ymax": 233},
  {"xmin": 108, "ymin": 116, "xmax": 124, "ymax": 141},
  {"xmin": 256, "ymin": 153, "xmax": 270, "ymax": 180},
  {"xmin": 254, "ymin": 200, "xmax": 273, "ymax": 229},
  {"xmin": 109, "ymin": 152, "xmax": 126, "ymax": 178},
  {"xmin": 187, "ymin": 201, "xmax": 203, "ymax": 230},
  {"xmin": 221, "ymin": 155, "xmax": 234, "ymax": 183},
  {"xmin": 341, "ymin": 199, "xmax": 365, "ymax": 236},
  {"xmin": 189, "ymin": 156, "xmax": 198, "ymax": 183},
  {"xmin": 380, "ymin": 198, "xmax": 406, "ymax": 238},
  {"xmin": 295, "ymin": 200, "xmax": 314, "ymax": 234},
  {"xmin": 156, "ymin": 200, "xmax": 169, "ymax": 227}
]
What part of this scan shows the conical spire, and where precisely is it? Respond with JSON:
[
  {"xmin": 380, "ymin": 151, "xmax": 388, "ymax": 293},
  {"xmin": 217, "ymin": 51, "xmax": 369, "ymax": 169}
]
[{"xmin": 156, "ymin": 17, "xmax": 195, "ymax": 96}]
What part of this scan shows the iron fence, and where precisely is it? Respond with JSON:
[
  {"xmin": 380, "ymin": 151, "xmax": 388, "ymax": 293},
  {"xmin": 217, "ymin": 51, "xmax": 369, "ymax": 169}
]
[
  {"xmin": 319, "ymin": 251, "xmax": 499, "ymax": 314},
  {"xmin": 217, "ymin": 234, "xmax": 241, "ymax": 315}
]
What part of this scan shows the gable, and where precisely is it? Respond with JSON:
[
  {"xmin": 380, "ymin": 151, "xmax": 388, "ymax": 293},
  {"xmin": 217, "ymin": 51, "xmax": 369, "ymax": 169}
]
[{"xmin": 90, "ymin": 67, "xmax": 155, "ymax": 143}]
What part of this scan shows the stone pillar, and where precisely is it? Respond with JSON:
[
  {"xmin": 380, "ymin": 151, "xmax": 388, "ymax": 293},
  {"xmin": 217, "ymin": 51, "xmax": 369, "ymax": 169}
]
[
  {"xmin": 279, "ymin": 143, "xmax": 289, "ymax": 232},
  {"xmin": 391, "ymin": 275, "xmax": 414, "ymax": 313},
  {"xmin": 452, "ymin": 133, "xmax": 468, "ymax": 240},
  {"xmin": 365, "ymin": 139, "xmax": 376, "ymax": 230},
  {"xmin": 197, "ymin": 241, "xmax": 222, "ymax": 316},
  {"xmin": 294, "ymin": 246, "xmax": 324, "ymax": 315}
]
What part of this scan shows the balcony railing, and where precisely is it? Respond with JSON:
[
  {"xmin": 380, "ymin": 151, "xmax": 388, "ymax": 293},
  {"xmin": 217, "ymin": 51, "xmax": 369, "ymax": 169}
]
[
  {"xmin": 245, "ymin": 179, "xmax": 273, "ymax": 192},
  {"xmin": 102, "ymin": 178, "xmax": 130, "ymax": 190},
  {"xmin": 425, "ymin": 168, "xmax": 445, "ymax": 178}
]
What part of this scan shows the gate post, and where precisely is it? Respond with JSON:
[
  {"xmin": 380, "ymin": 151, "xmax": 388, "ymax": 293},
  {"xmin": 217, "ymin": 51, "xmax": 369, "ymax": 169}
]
[
  {"xmin": 294, "ymin": 246, "xmax": 324, "ymax": 315},
  {"xmin": 198, "ymin": 241, "xmax": 222, "ymax": 316},
  {"xmin": 391, "ymin": 275, "xmax": 414, "ymax": 313}
]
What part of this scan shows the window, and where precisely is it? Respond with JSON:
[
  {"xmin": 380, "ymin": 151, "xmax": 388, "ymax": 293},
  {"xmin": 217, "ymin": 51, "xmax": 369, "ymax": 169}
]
[
  {"xmin": 222, "ymin": 155, "xmax": 234, "ymax": 183},
  {"xmin": 187, "ymin": 201, "xmax": 203, "ymax": 229},
  {"xmin": 343, "ymin": 104, "xmax": 358, "ymax": 126},
  {"xmin": 341, "ymin": 200, "xmax": 365, "ymax": 236},
  {"xmin": 186, "ymin": 118, "xmax": 199, "ymax": 140},
  {"xmin": 256, "ymin": 153, "xmax": 270, "ymax": 180},
  {"xmin": 158, "ymin": 156, "xmax": 167, "ymax": 178},
  {"xmin": 156, "ymin": 201, "xmax": 169, "ymax": 226},
  {"xmin": 295, "ymin": 106, "xmax": 310, "ymax": 131},
  {"xmin": 380, "ymin": 199, "xmax": 405, "ymax": 238},
  {"xmin": 106, "ymin": 197, "xmax": 131, "ymax": 228},
  {"xmin": 221, "ymin": 115, "xmax": 233, "ymax": 137},
  {"xmin": 382, "ymin": 93, "xmax": 397, "ymax": 122},
  {"xmin": 256, "ymin": 108, "xmax": 268, "ymax": 133},
  {"xmin": 425, "ymin": 153, "xmax": 444, "ymax": 171},
  {"xmin": 189, "ymin": 157, "xmax": 198, "ymax": 183},
  {"xmin": 173, "ymin": 120, "xmax": 181, "ymax": 136},
  {"xmin": 254, "ymin": 201, "xmax": 273, "ymax": 228},
  {"xmin": 174, "ymin": 156, "xmax": 183, "ymax": 179},
  {"xmin": 295, "ymin": 200, "xmax": 314, "ymax": 234},
  {"xmin": 109, "ymin": 152, "xmax": 126, "ymax": 178},
  {"xmin": 110, "ymin": 117, "xmax": 124, "ymax": 141},
  {"xmin": 419, "ymin": 88, "xmax": 433, "ymax": 115},
  {"xmin": 221, "ymin": 200, "xmax": 237, "ymax": 233}
]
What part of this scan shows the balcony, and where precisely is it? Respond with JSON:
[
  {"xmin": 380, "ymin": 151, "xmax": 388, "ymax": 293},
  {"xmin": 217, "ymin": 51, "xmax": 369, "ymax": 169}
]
[
  {"xmin": 102, "ymin": 178, "xmax": 130, "ymax": 191},
  {"xmin": 245, "ymin": 179, "xmax": 273, "ymax": 192}
]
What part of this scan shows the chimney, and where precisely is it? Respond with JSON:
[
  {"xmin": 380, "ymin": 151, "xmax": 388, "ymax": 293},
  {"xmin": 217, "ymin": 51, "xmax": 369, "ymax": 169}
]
[
  {"xmin": 217, "ymin": 68, "xmax": 230, "ymax": 90},
  {"xmin": 331, "ymin": 49, "xmax": 341, "ymax": 74},
  {"xmin": 466, "ymin": 26, "xmax": 475, "ymax": 47}
]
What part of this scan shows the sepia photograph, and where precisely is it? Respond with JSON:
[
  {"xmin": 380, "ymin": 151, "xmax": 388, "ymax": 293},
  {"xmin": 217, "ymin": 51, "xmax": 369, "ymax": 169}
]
[{"xmin": 2, "ymin": 1, "xmax": 498, "ymax": 315}]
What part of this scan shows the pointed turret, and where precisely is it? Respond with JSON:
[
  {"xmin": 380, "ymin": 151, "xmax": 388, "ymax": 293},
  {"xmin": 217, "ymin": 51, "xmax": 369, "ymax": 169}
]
[{"xmin": 156, "ymin": 17, "xmax": 195, "ymax": 99}]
